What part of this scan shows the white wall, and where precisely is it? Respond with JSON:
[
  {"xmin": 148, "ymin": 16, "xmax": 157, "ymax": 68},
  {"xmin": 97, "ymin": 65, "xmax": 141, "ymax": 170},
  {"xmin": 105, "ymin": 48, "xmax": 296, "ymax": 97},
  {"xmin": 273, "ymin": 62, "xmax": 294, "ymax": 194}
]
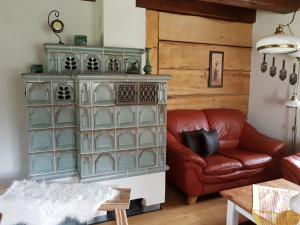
[
  {"xmin": 0, "ymin": 0, "xmax": 145, "ymax": 185},
  {"xmin": 249, "ymin": 10, "xmax": 300, "ymax": 150},
  {"xmin": 102, "ymin": 0, "xmax": 145, "ymax": 48}
]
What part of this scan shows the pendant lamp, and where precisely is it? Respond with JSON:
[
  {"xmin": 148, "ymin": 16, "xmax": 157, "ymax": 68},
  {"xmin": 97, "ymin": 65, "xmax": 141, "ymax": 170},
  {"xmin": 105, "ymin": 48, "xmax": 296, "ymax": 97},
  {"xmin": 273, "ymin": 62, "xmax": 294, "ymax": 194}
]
[
  {"xmin": 256, "ymin": 12, "xmax": 300, "ymax": 54},
  {"xmin": 286, "ymin": 95, "xmax": 300, "ymax": 108},
  {"xmin": 290, "ymin": 50, "xmax": 300, "ymax": 59},
  {"xmin": 257, "ymin": 26, "xmax": 300, "ymax": 54}
]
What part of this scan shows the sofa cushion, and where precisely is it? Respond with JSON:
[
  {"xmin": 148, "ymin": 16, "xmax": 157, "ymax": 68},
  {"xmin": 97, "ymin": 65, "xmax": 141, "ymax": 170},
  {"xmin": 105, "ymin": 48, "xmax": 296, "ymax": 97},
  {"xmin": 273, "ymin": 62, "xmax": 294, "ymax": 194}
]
[
  {"xmin": 203, "ymin": 154, "xmax": 242, "ymax": 175},
  {"xmin": 182, "ymin": 129, "xmax": 207, "ymax": 156},
  {"xmin": 182, "ymin": 129, "xmax": 219, "ymax": 156},
  {"xmin": 168, "ymin": 110, "xmax": 209, "ymax": 143},
  {"xmin": 199, "ymin": 129, "xmax": 219, "ymax": 156},
  {"xmin": 203, "ymin": 109, "xmax": 246, "ymax": 150},
  {"xmin": 220, "ymin": 149, "xmax": 272, "ymax": 170},
  {"xmin": 219, "ymin": 139, "xmax": 240, "ymax": 150}
]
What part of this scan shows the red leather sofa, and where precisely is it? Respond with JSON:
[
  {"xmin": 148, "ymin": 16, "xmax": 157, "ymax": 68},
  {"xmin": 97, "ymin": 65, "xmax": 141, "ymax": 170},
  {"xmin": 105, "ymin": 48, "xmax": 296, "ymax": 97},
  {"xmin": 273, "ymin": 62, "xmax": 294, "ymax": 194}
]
[
  {"xmin": 282, "ymin": 153, "xmax": 300, "ymax": 184},
  {"xmin": 167, "ymin": 109, "xmax": 286, "ymax": 204}
]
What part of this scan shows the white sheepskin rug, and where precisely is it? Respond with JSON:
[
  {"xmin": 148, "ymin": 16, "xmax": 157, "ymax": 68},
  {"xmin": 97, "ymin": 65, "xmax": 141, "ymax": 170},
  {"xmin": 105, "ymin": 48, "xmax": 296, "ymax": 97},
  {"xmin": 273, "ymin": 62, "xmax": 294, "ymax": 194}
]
[{"xmin": 0, "ymin": 180, "xmax": 117, "ymax": 225}]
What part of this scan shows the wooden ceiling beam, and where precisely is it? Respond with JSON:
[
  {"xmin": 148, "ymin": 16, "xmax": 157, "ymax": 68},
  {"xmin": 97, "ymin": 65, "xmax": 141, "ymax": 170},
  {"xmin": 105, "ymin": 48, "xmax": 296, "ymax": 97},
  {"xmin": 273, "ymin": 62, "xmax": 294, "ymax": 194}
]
[
  {"xmin": 136, "ymin": 0, "xmax": 256, "ymax": 23},
  {"xmin": 199, "ymin": 0, "xmax": 300, "ymax": 14}
]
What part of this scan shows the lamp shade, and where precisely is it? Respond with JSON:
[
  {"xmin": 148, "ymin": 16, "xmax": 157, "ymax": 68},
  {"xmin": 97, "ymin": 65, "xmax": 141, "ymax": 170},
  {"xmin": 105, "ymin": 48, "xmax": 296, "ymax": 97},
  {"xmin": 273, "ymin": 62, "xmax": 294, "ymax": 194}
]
[
  {"xmin": 290, "ymin": 50, "xmax": 300, "ymax": 58},
  {"xmin": 256, "ymin": 34, "xmax": 300, "ymax": 54},
  {"xmin": 286, "ymin": 95, "xmax": 300, "ymax": 108},
  {"xmin": 256, "ymin": 26, "xmax": 300, "ymax": 54}
]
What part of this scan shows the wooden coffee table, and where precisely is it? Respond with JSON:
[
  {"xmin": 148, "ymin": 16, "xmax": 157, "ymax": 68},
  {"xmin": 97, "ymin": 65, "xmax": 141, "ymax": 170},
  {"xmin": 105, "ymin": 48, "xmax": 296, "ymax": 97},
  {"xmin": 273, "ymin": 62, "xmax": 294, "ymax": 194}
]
[{"xmin": 220, "ymin": 179, "xmax": 300, "ymax": 225}]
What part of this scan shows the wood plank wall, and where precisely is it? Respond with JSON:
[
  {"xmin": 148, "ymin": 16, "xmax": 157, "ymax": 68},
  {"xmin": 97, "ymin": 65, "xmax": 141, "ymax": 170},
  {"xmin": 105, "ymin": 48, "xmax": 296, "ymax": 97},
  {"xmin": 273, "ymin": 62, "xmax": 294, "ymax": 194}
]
[{"xmin": 146, "ymin": 11, "xmax": 253, "ymax": 113}]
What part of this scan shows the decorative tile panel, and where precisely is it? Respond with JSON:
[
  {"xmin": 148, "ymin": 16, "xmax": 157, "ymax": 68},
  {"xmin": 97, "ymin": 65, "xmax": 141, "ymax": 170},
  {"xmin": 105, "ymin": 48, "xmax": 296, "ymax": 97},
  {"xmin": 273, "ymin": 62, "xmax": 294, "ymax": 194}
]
[
  {"xmin": 54, "ymin": 106, "xmax": 76, "ymax": 127},
  {"xmin": 139, "ymin": 83, "xmax": 158, "ymax": 105},
  {"xmin": 94, "ymin": 153, "xmax": 115, "ymax": 174},
  {"xmin": 80, "ymin": 132, "xmax": 92, "ymax": 154},
  {"xmin": 56, "ymin": 150, "xmax": 77, "ymax": 171},
  {"xmin": 30, "ymin": 130, "xmax": 53, "ymax": 152},
  {"xmin": 94, "ymin": 107, "xmax": 115, "ymax": 129},
  {"xmin": 61, "ymin": 53, "xmax": 80, "ymax": 73},
  {"xmin": 45, "ymin": 44, "xmax": 144, "ymax": 74},
  {"xmin": 139, "ymin": 106, "xmax": 157, "ymax": 126},
  {"xmin": 55, "ymin": 128, "xmax": 76, "ymax": 150},
  {"xmin": 80, "ymin": 108, "xmax": 91, "ymax": 130},
  {"xmin": 79, "ymin": 82, "xmax": 91, "ymax": 106},
  {"xmin": 94, "ymin": 130, "xmax": 115, "ymax": 152},
  {"xmin": 158, "ymin": 83, "xmax": 167, "ymax": 104},
  {"xmin": 158, "ymin": 126, "xmax": 166, "ymax": 147},
  {"xmin": 116, "ymin": 83, "xmax": 137, "ymax": 105},
  {"xmin": 81, "ymin": 155, "xmax": 93, "ymax": 177},
  {"xmin": 138, "ymin": 149, "xmax": 156, "ymax": 168},
  {"xmin": 30, "ymin": 152, "xmax": 54, "ymax": 175},
  {"xmin": 117, "ymin": 106, "xmax": 136, "ymax": 127},
  {"xmin": 117, "ymin": 129, "xmax": 137, "ymax": 150},
  {"xmin": 48, "ymin": 52, "xmax": 58, "ymax": 73},
  {"xmin": 157, "ymin": 148, "xmax": 166, "ymax": 167},
  {"xmin": 139, "ymin": 127, "xmax": 157, "ymax": 148},
  {"xmin": 26, "ymin": 82, "xmax": 51, "ymax": 105},
  {"xmin": 158, "ymin": 105, "xmax": 167, "ymax": 125},
  {"xmin": 117, "ymin": 151, "xmax": 137, "ymax": 171},
  {"xmin": 53, "ymin": 82, "xmax": 74, "ymax": 103},
  {"xmin": 105, "ymin": 56, "xmax": 122, "ymax": 73},
  {"xmin": 84, "ymin": 54, "xmax": 101, "ymax": 73},
  {"xmin": 28, "ymin": 107, "xmax": 52, "ymax": 129},
  {"xmin": 93, "ymin": 83, "xmax": 115, "ymax": 105},
  {"xmin": 124, "ymin": 56, "xmax": 141, "ymax": 74}
]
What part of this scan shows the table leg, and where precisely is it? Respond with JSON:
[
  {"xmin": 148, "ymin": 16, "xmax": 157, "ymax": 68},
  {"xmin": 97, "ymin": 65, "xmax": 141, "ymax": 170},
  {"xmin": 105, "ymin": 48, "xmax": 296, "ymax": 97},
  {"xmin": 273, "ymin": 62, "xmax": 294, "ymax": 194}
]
[
  {"xmin": 115, "ymin": 209, "xmax": 121, "ymax": 225},
  {"xmin": 115, "ymin": 209, "xmax": 129, "ymax": 225},
  {"xmin": 226, "ymin": 201, "xmax": 239, "ymax": 225},
  {"xmin": 120, "ymin": 209, "xmax": 128, "ymax": 225}
]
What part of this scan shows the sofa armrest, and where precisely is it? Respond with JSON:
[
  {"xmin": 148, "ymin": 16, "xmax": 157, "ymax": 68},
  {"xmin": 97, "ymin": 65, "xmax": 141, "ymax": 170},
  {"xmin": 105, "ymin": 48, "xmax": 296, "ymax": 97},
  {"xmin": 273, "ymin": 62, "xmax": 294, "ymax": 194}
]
[
  {"xmin": 167, "ymin": 131, "xmax": 206, "ymax": 168},
  {"xmin": 239, "ymin": 123, "xmax": 286, "ymax": 156}
]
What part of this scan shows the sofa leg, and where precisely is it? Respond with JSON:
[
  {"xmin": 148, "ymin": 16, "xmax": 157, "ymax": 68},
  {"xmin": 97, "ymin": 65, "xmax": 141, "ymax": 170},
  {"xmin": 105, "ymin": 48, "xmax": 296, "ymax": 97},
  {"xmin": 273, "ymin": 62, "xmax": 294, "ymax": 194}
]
[{"xmin": 187, "ymin": 196, "xmax": 198, "ymax": 205}]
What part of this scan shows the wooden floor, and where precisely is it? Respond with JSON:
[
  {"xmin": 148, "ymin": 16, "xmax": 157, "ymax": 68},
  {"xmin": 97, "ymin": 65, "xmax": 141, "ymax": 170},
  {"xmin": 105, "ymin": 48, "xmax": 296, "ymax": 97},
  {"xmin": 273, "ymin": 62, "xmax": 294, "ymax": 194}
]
[{"xmin": 99, "ymin": 185, "xmax": 254, "ymax": 225}]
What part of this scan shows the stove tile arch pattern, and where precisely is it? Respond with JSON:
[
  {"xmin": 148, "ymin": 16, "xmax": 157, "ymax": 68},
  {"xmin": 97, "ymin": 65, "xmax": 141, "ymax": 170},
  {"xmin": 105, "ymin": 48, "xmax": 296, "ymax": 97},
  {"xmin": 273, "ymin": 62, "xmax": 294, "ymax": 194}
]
[
  {"xmin": 75, "ymin": 76, "xmax": 169, "ymax": 182},
  {"xmin": 23, "ymin": 44, "xmax": 169, "ymax": 182}
]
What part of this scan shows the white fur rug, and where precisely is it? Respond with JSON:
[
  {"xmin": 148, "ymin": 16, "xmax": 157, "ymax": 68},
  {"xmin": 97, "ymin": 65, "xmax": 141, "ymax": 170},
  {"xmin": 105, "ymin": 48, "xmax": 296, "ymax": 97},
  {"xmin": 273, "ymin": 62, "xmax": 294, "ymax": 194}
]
[{"xmin": 0, "ymin": 180, "xmax": 117, "ymax": 225}]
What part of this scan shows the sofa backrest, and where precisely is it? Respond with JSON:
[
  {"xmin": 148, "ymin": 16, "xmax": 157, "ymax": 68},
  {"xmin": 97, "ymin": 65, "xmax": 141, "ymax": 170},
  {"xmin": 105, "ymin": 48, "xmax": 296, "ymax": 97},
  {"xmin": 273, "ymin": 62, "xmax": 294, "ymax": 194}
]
[
  {"xmin": 167, "ymin": 110, "xmax": 209, "ymax": 143},
  {"xmin": 203, "ymin": 109, "xmax": 246, "ymax": 150},
  {"xmin": 167, "ymin": 109, "xmax": 246, "ymax": 150}
]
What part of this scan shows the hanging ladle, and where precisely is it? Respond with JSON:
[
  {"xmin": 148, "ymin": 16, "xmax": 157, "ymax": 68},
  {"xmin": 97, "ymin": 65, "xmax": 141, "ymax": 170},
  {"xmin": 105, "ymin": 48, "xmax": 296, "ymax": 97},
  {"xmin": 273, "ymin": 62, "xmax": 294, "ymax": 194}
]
[
  {"xmin": 279, "ymin": 60, "xmax": 287, "ymax": 81},
  {"xmin": 270, "ymin": 57, "xmax": 277, "ymax": 77},
  {"xmin": 261, "ymin": 54, "xmax": 268, "ymax": 73},
  {"xmin": 290, "ymin": 63, "xmax": 298, "ymax": 85}
]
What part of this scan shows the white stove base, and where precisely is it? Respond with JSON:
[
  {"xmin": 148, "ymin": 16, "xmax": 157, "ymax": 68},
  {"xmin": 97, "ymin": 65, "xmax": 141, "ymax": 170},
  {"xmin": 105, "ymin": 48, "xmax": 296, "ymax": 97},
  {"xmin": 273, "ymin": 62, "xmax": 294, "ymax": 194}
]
[
  {"xmin": 97, "ymin": 172, "xmax": 166, "ymax": 206},
  {"xmin": 54, "ymin": 172, "xmax": 166, "ymax": 207}
]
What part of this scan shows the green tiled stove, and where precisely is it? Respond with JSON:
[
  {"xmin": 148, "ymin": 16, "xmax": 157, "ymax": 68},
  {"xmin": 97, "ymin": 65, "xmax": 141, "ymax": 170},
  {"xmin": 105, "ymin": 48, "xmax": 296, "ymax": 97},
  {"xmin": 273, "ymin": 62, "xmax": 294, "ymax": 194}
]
[{"xmin": 23, "ymin": 44, "xmax": 170, "ymax": 183}]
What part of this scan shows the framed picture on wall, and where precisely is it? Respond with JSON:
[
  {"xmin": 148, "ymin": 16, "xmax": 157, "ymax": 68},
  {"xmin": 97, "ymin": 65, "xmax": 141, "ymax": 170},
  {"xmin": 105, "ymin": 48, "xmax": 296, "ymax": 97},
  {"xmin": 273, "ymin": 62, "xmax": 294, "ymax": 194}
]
[{"xmin": 209, "ymin": 51, "xmax": 224, "ymax": 88}]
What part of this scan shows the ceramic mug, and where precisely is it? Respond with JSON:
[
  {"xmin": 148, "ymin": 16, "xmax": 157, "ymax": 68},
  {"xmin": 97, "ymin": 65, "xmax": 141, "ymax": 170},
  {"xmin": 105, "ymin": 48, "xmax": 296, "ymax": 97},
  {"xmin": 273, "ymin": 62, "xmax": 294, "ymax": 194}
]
[
  {"xmin": 31, "ymin": 64, "xmax": 43, "ymax": 73},
  {"xmin": 74, "ymin": 35, "xmax": 87, "ymax": 46}
]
